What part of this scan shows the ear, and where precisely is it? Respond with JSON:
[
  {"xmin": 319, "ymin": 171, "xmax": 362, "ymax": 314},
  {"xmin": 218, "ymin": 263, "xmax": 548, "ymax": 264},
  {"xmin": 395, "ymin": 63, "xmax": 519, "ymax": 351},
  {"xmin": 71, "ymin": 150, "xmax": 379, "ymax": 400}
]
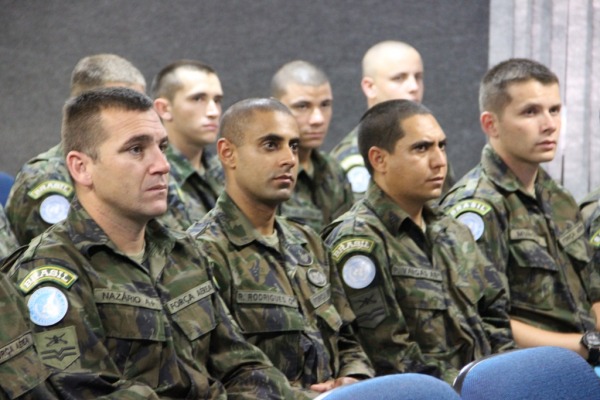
[
  {"xmin": 368, "ymin": 146, "xmax": 387, "ymax": 174},
  {"xmin": 480, "ymin": 111, "xmax": 498, "ymax": 139},
  {"xmin": 361, "ymin": 76, "xmax": 377, "ymax": 100},
  {"xmin": 217, "ymin": 138, "xmax": 236, "ymax": 169},
  {"xmin": 66, "ymin": 151, "xmax": 93, "ymax": 187},
  {"xmin": 154, "ymin": 98, "xmax": 173, "ymax": 121}
]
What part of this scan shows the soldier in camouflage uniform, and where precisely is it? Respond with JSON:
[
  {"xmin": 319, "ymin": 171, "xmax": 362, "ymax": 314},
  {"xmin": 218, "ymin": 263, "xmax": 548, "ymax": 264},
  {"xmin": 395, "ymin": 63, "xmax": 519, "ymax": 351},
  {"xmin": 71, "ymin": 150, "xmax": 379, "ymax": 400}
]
[
  {"xmin": 152, "ymin": 60, "xmax": 225, "ymax": 226},
  {"xmin": 323, "ymin": 100, "xmax": 514, "ymax": 384},
  {"xmin": 580, "ymin": 187, "xmax": 600, "ymax": 260},
  {"xmin": 0, "ymin": 205, "xmax": 18, "ymax": 261},
  {"xmin": 271, "ymin": 60, "xmax": 353, "ymax": 233},
  {"xmin": 330, "ymin": 40, "xmax": 455, "ymax": 199},
  {"xmin": 441, "ymin": 58, "xmax": 600, "ymax": 362},
  {"xmin": 188, "ymin": 98, "xmax": 374, "ymax": 397},
  {"xmin": 2, "ymin": 88, "xmax": 298, "ymax": 399},
  {"xmin": 0, "ymin": 272, "xmax": 57, "ymax": 399}
]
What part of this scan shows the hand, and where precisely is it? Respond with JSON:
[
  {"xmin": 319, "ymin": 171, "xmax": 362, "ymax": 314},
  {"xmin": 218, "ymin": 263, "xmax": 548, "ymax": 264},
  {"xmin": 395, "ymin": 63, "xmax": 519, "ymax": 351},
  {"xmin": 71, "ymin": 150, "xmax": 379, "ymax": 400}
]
[{"xmin": 309, "ymin": 377, "xmax": 359, "ymax": 393}]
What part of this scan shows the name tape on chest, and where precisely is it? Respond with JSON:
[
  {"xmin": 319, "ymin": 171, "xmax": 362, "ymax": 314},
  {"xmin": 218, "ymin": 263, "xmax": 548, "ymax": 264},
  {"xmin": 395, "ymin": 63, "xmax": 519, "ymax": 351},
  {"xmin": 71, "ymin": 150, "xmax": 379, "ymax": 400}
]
[
  {"xmin": 94, "ymin": 289, "xmax": 162, "ymax": 311},
  {"xmin": 332, "ymin": 238, "xmax": 375, "ymax": 262},
  {"xmin": 165, "ymin": 281, "xmax": 215, "ymax": 314},
  {"xmin": 19, "ymin": 266, "xmax": 78, "ymax": 294},
  {"xmin": 236, "ymin": 290, "xmax": 299, "ymax": 308},
  {"xmin": 0, "ymin": 333, "xmax": 34, "ymax": 364},
  {"xmin": 558, "ymin": 221, "xmax": 585, "ymax": 249},
  {"xmin": 392, "ymin": 265, "xmax": 443, "ymax": 281},
  {"xmin": 309, "ymin": 285, "xmax": 331, "ymax": 309}
]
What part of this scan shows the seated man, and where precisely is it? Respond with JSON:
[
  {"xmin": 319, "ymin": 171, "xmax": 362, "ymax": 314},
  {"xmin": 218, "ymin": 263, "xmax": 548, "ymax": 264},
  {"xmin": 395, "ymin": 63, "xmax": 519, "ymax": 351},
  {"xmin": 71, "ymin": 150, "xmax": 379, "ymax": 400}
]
[
  {"xmin": 271, "ymin": 60, "xmax": 353, "ymax": 233},
  {"xmin": 323, "ymin": 100, "xmax": 515, "ymax": 383},
  {"xmin": 188, "ymin": 98, "xmax": 374, "ymax": 396},
  {"xmin": 441, "ymin": 58, "xmax": 600, "ymax": 364},
  {"xmin": 2, "ymin": 88, "xmax": 297, "ymax": 399}
]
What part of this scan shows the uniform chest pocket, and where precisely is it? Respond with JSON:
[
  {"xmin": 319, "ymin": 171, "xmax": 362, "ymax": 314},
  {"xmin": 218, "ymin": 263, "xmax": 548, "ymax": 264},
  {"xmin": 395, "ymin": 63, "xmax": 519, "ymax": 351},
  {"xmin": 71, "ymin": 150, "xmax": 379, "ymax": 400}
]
[
  {"xmin": 95, "ymin": 297, "xmax": 165, "ymax": 341},
  {"xmin": 391, "ymin": 265, "xmax": 447, "ymax": 310},
  {"xmin": 169, "ymin": 297, "xmax": 217, "ymax": 341},
  {"xmin": 508, "ymin": 237, "xmax": 557, "ymax": 310},
  {"xmin": 234, "ymin": 290, "xmax": 305, "ymax": 334}
]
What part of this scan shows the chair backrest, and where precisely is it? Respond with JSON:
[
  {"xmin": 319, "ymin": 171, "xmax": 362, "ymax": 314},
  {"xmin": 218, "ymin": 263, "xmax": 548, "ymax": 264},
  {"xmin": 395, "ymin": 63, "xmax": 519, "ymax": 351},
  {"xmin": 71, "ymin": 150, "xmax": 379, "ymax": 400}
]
[
  {"xmin": 315, "ymin": 373, "xmax": 461, "ymax": 400},
  {"xmin": 0, "ymin": 172, "xmax": 14, "ymax": 207},
  {"xmin": 454, "ymin": 346, "xmax": 600, "ymax": 400}
]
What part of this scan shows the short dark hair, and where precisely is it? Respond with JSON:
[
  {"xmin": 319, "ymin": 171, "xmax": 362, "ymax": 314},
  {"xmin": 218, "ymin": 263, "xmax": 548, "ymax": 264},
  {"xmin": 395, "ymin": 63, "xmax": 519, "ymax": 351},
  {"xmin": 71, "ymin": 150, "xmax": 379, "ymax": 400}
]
[
  {"xmin": 479, "ymin": 58, "xmax": 559, "ymax": 115},
  {"xmin": 219, "ymin": 98, "xmax": 293, "ymax": 145},
  {"xmin": 151, "ymin": 59, "xmax": 216, "ymax": 100},
  {"xmin": 358, "ymin": 99, "xmax": 432, "ymax": 174},
  {"xmin": 62, "ymin": 87, "xmax": 154, "ymax": 160}
]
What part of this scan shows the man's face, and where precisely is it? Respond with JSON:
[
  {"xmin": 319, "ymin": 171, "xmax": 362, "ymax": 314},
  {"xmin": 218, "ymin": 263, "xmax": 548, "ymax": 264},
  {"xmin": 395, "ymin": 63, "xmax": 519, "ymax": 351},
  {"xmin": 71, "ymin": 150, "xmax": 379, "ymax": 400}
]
[
  {"xmin": 368, "ymin": 47, "xmax": 424, "ymax": 105},
  {"xmin": 380, "ymin": 114, "xmax": 446, "ymax": 210},
  {"xmin": 229, "ymin": 111, "xmax": 300, "ymax": 207},
  {"xmin": 488, "ymin": 80, "xmax": 561, "ymax": 169},
  {"xmin": 88, "ymin": 108, "xmax": 170, "ymax": 222},
  {"xmin": 167, "ymin": 69, "xmax": 223, "ymax": 148},
  {"xmin": 278, "ymin": 82, "xmax": 332, "ymax": 151}
]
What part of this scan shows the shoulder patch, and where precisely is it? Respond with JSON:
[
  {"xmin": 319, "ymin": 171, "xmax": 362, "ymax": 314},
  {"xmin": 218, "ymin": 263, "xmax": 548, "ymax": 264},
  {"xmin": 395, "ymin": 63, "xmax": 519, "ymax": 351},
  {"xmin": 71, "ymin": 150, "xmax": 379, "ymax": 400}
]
[
  {"xmin": 19, "ymin": 266, "xmax": 78, "ymax": 294},
  {"xmin": 33, "ymin": 326, "xmax": 80, "ymax": 370},
  {"xmin": 457, "ymin": 212, "xmax": 485, "ymax": 241},
  {"xmin": 346, "ymin": 165, "xmax": 370, "ymax": 194},
  {"xmin": 590, "ymin": 228, "xmax": 600, "ymax": 248},
  {"xmin": 342, "ymin": 255, "xmax": 376, "ymax": 289},
  {"xmin": 447, "ymin": 199, "xmax": 492, "ymax": 218},
  {"xmin": 331, "ymin": 238, "xmax": 375, "ymax": 262},
  {"xmin": 27, "ymin": 180, "xmax": 73, "ymax": 200},
  {"xmin": 39, "ymin": 194, "xmax": 70, "ymax": 224},
  {"xmin": 28, "ymin": 287, "xmax": 69, "ymax": 326}
]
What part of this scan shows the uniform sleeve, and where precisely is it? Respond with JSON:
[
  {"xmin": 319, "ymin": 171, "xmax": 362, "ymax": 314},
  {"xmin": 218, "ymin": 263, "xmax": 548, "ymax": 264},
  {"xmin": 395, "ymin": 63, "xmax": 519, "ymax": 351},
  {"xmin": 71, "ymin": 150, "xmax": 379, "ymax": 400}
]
[
  {"xmin": 6, "ymin": 258, "xmax": 162, "ymax": 400},
  {"xmin": 323, "ymin": 230, "xmax": 460, "ymax": 384},
  {"xmin": 0, "ymin": 206, "xmax": 19, "ymax": 261}
]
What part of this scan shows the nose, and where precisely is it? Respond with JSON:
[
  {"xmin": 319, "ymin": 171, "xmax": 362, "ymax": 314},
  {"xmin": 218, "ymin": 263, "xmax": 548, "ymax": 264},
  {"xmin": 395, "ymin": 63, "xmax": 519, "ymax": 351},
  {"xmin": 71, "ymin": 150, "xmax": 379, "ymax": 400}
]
[
  {"xmin": 309, "ymin": 108, "xmax": 325, "ymax": 125},
  {"xmin": 542, "ymin": 110, "xmax": 560, "ymax": 134},
  {"xmin": 151, "ymin": 147, "xmax": 171, "ymax": 175},
  {"xmin": 405, "ymin": 74, "xmax": 420, "ymax": 93},
  {"xmin": 431, "ymin": 145, "xmax": 447, "ymax": 169},
  {"xmin": 281, "ymin": 143, "xmax": 298, "ymax": 169},
  {"xmin": 206, "ymin": 99, "xmax": 220, "ymax": 118}
]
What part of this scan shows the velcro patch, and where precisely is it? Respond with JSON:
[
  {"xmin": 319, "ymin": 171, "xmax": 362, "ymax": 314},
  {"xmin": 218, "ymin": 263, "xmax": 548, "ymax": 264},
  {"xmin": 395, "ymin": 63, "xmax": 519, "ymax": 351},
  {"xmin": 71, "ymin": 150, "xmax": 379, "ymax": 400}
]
[
  {"xmin": 34, "ymin": 326, "xmax": 80, "ymax": 370},
  {"xmin": 392, "ymin": 265, "xmax": 443, "ymax": 281},
  {"xmin": 236, "ymin": 290, "xmax": 298, "ymax": 308},
  {"xmin": 558, "ymin": 222, "xmax": 585, "ymax": 249},
  {"xmin": 332, "ymin": 238, "xmax": 375, "ymax": 262},
  {"xmin": 348, "ymin": 287, "xmax": 387, "ymax": 329},
  {"xmin": 0, "ymin": 333, "xmax": 33, "ymax": 365},
  {"xmin": 165, "ymin": 281, "xmax": 215, "ymax": 314},
  {"xmin": 509, "ymin": 229, "xmax": 547, "ymax": 247},
  {"xmin": 309, "ymin": 285, "xmax": 331, "ymax": 309},
  {"xmin": 94, "ymin": 289, "xmax": 162, "ymax": 311},
  {"xmin": 447, "ymin": 199, "xmax": 492, "ymax": 218},
  {"xmin": 19, "ymin": 266, "xmax": 78, "ymax": 294},
  {"xmin": 27, "ymin": 180, "xmax": 73, "ymax": 200}
]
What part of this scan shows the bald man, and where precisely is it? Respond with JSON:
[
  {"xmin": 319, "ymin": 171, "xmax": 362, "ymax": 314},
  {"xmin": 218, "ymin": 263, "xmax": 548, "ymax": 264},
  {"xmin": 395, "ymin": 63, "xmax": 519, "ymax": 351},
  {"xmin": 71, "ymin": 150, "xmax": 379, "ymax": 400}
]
[
  {"xmin": 330, "ymin": 40, "xmax": 455, "ymax": 198},
  {"xmin": 272, "ymin": 60, "xmax": 353, "ymax": 233}
]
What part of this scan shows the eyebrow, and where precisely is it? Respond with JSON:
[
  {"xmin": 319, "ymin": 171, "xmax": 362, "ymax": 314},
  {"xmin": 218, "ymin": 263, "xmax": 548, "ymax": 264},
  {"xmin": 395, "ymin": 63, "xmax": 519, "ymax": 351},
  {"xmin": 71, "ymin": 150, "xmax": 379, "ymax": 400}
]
[{"xmin": 119, "ymin": 134, "xmax": 159, "ymax": 151}]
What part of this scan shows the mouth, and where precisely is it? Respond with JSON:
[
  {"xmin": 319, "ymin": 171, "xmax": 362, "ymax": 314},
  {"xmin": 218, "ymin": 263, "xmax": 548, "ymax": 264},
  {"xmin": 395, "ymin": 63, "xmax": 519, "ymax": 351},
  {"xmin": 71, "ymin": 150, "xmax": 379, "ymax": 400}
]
[
  {"xmin": 537, "ymin": 140, "xmax": 557, "ymax": 149},
  {"xmin": 273, "ymin": 174, "xmax": 295, "ymax": 185},
  {"xmin": 147, "ymin": 184, "xmax": 168, "ymax": 192}
]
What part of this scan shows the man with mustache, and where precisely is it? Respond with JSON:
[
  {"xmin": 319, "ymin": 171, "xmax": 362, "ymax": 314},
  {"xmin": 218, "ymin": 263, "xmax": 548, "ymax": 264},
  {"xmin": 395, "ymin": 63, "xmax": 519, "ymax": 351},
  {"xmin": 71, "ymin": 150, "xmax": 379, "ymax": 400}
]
[
  {"xmin": 188, "ymin": 98, "xmax": 373, "ymax": 397},
  {"xmin": 441, "ymin": 58, "xmax": 600, "ymax": 366},
  {"xmin": 323, "ymin": 99, "xmax": 514, "ymax": 383}
]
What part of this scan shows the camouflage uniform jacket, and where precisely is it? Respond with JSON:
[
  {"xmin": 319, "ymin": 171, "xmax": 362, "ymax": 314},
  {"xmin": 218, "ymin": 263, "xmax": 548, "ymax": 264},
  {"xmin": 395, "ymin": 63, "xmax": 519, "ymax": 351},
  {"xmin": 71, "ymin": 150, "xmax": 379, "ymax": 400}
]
[
  {"xmin": 279, "ymin": 150, "xmax": 353, "ymax": 233},
  {"xmin": 2, "ymin": 199, "xmax": 298, "ymax": 400},
  {"xmin": 0, "ymin": 205, "xmax": 19, "ymax": 261},
  {"xmin": 166, "ymin": 145, "xmax": 224, "ymax": 224},
  {"xmin": 6, "ymin": 144, "xmax": 73, "ymax": 246},
  {"xmin": 188, "ymin": 192, "xmax": 374, "ymax": 391},
  {"xmin": 330, "ymin": 125, "xmax": 456, "ymax": 200},
  {"xmin": 441, "ymin": 144, "xmax": 600, "ymax": 333},
  {"xmin": 322, "ymin": 182, "xmax": 515, "ymax": 383},
  {"xmin": 0, "ymin": 273, "xmax": 57, "ymax": 399},
  {"xmin": 580, "ymin": 187, "xmax": 600, "ymax": 252}
]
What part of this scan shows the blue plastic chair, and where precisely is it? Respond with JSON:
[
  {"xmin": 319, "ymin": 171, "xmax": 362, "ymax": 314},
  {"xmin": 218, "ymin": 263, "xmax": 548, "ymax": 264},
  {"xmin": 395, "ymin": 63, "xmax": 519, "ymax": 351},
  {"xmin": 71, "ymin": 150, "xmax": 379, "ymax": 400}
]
[
  {"xmin": 454, "ymin": 346, "xmax": 600, "ymax": 399},
  {"xmin": 315, "ymin": 373, "xmax": 461, "ymax": 400},
  {"xmin": 0, "ymin": 172, "xmax": 14, "ymax": 207}
]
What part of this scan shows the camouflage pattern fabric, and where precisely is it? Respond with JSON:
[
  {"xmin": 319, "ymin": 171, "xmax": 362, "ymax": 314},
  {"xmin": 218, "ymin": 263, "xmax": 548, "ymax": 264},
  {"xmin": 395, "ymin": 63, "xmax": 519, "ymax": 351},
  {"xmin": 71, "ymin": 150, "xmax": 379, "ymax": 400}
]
[
  {"xmin": 329, "ymin": 125, "xmax": 456, "ymax": 200},
  {"xmin": 322, "ymin": 182, "xmax": 515, "ymax": 384},
  {"xmin": 278, "ymin": 150, "xmax": 353, "ymax": 233},
  {"xmin": 188, "ymin": 192, "xmax": 374, "ymax": 393},
  {"xmin": 166, "ymin": 145, "xmax": 224, "ymax": 226},
  {"xmin": 6, "ymin": 144, "xmax": 72, "ymax": 246},
  {"xmin": 2, "ymin": 199, "xmax": 299, "ymax": 399},
  {"xmin": 580, "ymin": 187, "xmax": 600, "ymax": 257},
  {"xmin": 0, "ymin": 273, "xmax": 57, "ymax": 399},
  {"xmin": 0, "ymin": 205, "xmax": 18, "ymax": 261},
  {"xmin": 441, "ymin": 144, "xmax": 600, "ymax": 333}
]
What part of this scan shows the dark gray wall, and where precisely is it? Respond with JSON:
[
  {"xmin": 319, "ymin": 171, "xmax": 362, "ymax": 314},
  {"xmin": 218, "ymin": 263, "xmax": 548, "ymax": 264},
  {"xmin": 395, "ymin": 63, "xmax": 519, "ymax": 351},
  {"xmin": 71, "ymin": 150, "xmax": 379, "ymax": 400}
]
[{"xmin": 0, "ymin": 0, "xmax": 489, "ymax": 180}]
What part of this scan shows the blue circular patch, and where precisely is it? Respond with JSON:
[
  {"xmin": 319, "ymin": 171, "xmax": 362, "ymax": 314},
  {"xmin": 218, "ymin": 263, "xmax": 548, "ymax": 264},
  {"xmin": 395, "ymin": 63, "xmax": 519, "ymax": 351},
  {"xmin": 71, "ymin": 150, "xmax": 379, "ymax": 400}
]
[
  {"xmin": 457, "ymin": 212, "xmax": 485, "ymax": 241},
  {"xmin": 346, "ymin": 166, "xmax": 370, "ymax": 194},
  {"xmin": 342, "ymin": 255, "xmax": 376, "ymax": 289},
  {"xmin": 40, "ymin": 194, "xmax": 70, "ymax": 224},
  {"xmin": 28, "ymin": 287, "xmax": 68, "ymax": 326}
]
